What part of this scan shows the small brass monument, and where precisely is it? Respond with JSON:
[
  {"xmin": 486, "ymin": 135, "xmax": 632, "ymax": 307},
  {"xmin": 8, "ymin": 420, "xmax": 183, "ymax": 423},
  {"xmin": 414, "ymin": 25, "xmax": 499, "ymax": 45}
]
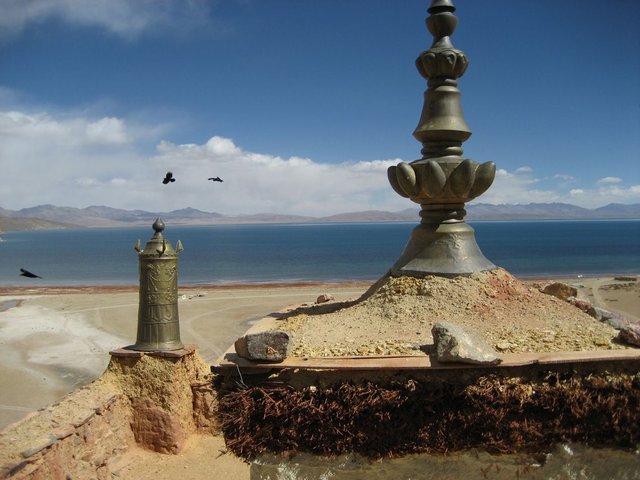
[
  {"xmin": 388, "ymin": 0, "xmax": 496, "ymax": 276},
  {"xmin": 129, "ymin": 218, "xmax": 185, "ymax": 351}
]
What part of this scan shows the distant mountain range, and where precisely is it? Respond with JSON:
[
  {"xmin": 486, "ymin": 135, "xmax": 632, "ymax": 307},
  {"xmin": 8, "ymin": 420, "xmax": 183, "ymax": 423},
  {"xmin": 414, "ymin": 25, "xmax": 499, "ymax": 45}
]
[{"xmin": 1, "ymin": 202, "xmax": 639, "ymax": 232}]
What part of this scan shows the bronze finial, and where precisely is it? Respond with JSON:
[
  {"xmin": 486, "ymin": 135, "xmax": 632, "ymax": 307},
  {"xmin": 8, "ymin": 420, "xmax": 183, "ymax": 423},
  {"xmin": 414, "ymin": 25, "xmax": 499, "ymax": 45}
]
[
  {"xmin": 128, "ymin": 218, "xmax": 185, "ymax": 351},
  {"xmin": 387, "ymin": 0, "xmax": 496, "ymax": 276}
]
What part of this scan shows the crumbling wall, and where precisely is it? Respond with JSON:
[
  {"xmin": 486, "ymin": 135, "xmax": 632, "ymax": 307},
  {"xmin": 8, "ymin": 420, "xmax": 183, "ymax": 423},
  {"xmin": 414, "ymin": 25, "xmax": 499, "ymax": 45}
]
[
  {"xmin": 101, "ymin": 346, "xmax": 215, "ymax": 453},
  {"xmin": 0, "ymin": 346, "xmax": 219, "ymax": 479},
  {"xmin": 0, "ymin": 384, "xmax": 133, "ymax": 480}
]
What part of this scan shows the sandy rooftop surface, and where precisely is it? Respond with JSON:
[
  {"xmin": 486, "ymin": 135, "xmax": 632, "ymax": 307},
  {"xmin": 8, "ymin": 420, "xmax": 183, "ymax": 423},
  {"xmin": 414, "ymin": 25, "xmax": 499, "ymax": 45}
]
[
  {"xmin": 279, "ymin": 270, "xmax": 640, "ymax": 357},
  {"xmin": 0, "ymin": 276, "xmax": 638, "ymax": 479}
]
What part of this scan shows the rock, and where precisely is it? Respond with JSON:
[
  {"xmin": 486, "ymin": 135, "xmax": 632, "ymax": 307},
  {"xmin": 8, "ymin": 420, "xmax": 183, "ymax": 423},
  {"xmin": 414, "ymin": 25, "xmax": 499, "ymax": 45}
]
[
  {"xmin": 316, "ymin": 294, "xmax": 334, "ymax": 304},
  {"xmin": 234, "ymin": 330, "xmax": 289, "ymax": 362},
  {"xmin": 587, "ymin": 306, "xmax": 628, "ymax": 329},
  {"xmin": 614, "ymin": 276, "xmax": 637, "ymax": 282},
  {"xmin": 616, "ymin": 323, "xmax": 640, "ymax": 347},
  {"xmin": 130, "ymin": 397, "xmax": 185, "ymax": 454},
  {"xmin": 192, "ymin": 383, "xmax": 219, "ymax": 433},
  {"xmin": 431, "ymin": 321, "xmax": 502, "ymax": 365},
  {"xmin": 568, "ymin": 298, "xmax": 593, "ymax": 313},
  {"xmin": 495, "ymin": 341, "xmax": 515, "ymax": 352},
  {"xmin": 541, "ymin": 282, "xmax": 578, "ymax": 301}
]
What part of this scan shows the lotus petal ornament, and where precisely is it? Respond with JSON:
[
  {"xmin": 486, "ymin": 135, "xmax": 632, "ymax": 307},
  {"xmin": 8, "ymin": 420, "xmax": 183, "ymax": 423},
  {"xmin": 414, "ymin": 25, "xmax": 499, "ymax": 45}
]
[
  {"xmin": 469, "ymin": 161, "xmax": 496, "ymax": 198},
  {"xmin": 422, "ymin": 160, "xmax": 447, "ymax": 198},
  {"xmin": 449, "ymin": 159, "xmax": 474, "ymax": 198},
  {"xmin": 396, "ymin": 162, "xmax": 419, "ymax": 197}
]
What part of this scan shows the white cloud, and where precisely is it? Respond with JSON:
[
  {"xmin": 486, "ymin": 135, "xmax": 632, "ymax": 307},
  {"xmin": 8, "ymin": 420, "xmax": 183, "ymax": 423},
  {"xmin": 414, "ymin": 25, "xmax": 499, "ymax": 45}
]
[
  {"xmin": 0, "ymin": 108, "xmax": 408, "ymax": 215},
  {"xmin": 563, "ymin": 183, "xmax": 640, "ymax": 208},
  {"xmin": 478, "ymin": 168, "xmax": 557, "ymax": 205},
  {"xmin": 2, "ymin": 107, "xmax": 639, "ymax": 215},
  {"xmin": 0, "ymin": 0, "xmax": 213, "ymax": 40},
  {"xmin": 147, "ymin": 137, "xmax": 406, "ymax": 216},
  {"xmin": 85, "ymin": 117, "xmax": 128, "ymax": 144},
  {"xmin": 597, "ymin": 176, "xmax": 622, "ymax": 184},
  {"xmin": 573, "ymin": 183, "xmax": 640, "ymax": 207},
  {"xmin": 0, "ymin": 109, "xmax": 142, "ymax": 208},
  {"xmin": 514, "ymin": 166, "xmax": 533, "ymax": 174},
  {"xmin": 205, "ymin": 136, "xmax": 241, "ymax": 157},
  {"xmin": 596, "ymin": 184, "xmax": 633, "ymax": 197},
  {"xmin": 75, "ymin": 177, "xmax": 99, "ymax": 187},
  {"xmin": 0, "ymin": 111, "xmax": 132, "ymax": 146},
  {"xmin": 554, "ymin": 174, "xmax": 575, "ymax": 181},
  {"xmin": 475, "ymin": 168, "xmax": 640, "ymax": 208}
]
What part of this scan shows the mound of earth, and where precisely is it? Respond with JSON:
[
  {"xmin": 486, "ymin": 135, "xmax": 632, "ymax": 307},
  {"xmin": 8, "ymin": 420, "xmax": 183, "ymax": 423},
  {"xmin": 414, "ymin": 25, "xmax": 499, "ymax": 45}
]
[{"xmin": 277, "ymin": 268, "xmax": 623, "ymax": 357}]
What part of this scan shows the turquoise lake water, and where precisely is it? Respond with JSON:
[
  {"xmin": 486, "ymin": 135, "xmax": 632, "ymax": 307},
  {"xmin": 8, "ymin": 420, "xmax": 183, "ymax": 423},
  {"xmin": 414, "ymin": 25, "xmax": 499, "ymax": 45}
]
[{"xmin": 0, "ymin": 220, "xmax": 638, "ymax": 286}]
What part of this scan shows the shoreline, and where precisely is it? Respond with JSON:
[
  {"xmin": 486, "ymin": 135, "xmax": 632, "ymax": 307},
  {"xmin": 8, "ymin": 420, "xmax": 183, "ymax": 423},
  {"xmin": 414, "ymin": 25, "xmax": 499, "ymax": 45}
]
[
  {"xmin": 1, "ymin": 216, "xmax": 639, "ymax": 234},
  {"xmin": 0, "ymin": 280, "xmax": 373, "ymax": 296},
  {"xmin": 1, "ymin": 271, "xmax": 637, "ymax": 292}
]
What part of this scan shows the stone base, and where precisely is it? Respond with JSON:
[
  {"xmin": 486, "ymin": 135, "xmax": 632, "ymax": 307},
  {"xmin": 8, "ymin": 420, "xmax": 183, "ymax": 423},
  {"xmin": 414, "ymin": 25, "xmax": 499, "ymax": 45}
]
[
  {"xmin": 391, "ymin": 221, "xmax": 495, "ymax": 276},
  {"xmin": 103, "ymin": 344, "xmax": 217, "ymax": 454}
]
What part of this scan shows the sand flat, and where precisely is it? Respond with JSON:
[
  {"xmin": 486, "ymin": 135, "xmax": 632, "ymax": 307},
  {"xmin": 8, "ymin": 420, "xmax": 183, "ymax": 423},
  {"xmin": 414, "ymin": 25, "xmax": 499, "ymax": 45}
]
[{"xmin": 0, "ymin": 283, "xmax": 368, "ymax": 430}]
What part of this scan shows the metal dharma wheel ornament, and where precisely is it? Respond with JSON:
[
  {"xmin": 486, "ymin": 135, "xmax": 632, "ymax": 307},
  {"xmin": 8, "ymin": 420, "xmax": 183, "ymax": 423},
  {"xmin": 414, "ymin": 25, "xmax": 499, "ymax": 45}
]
[{"xmin": 129, "ymin": 218, "xmax": 185, "ymax": 351}]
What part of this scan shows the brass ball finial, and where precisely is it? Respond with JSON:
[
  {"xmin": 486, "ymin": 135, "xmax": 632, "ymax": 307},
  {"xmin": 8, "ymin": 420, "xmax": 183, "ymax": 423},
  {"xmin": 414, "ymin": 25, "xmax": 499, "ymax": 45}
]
[
  {"xmin": 426, "ymin": 0, "xmax": 457, "ymax": 40},
  {"xmin": 152, "ymin": 217, "xmax": 165, "ymax": 234}
]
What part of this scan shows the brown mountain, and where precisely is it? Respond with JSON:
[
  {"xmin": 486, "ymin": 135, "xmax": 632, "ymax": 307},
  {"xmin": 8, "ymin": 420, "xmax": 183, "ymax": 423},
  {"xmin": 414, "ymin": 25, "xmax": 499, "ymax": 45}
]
[{"xmin": 0, "ymin": 202, "xmax": 638, "ymax": 232}]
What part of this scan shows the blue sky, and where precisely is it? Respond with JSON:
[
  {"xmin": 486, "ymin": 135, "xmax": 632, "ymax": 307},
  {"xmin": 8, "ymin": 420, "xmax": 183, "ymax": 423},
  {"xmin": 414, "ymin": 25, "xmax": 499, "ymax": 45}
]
[{"xmin": 1, "ymin": 0, "xmax": 638, "ymax": 216}]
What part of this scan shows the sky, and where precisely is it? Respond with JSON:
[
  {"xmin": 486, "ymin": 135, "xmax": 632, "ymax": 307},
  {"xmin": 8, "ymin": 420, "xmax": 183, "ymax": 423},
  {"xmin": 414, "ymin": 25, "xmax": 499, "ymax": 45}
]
[{"xmin": 0, "ymin": 0, "xmax": 639, "ymax": 217}]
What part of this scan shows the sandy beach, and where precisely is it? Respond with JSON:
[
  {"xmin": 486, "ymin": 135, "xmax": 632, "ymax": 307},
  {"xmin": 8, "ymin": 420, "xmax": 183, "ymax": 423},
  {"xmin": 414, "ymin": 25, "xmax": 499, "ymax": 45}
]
[{"xmin": 0, "ymin": 276, "xmax": 638, "ymax": 478}]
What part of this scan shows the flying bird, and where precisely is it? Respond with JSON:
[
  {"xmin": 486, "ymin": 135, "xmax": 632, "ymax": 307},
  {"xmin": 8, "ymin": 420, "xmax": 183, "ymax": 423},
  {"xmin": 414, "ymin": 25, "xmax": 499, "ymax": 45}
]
[
  {"xmin": 208, "ymin": 177, "xmax": 223, "ymax": 182},
  {"xmin": 20, "ymin": 268, "xmax": 42, "ymax": 279},
  {"xmin": 162, "ymin": 172, "xmax": 176, "ymax": 184}
]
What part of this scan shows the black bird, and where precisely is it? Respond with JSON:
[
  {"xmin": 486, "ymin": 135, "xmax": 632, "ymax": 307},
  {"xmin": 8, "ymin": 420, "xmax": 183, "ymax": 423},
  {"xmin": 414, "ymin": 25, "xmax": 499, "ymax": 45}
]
[
  {"xmin": 20, "ymin": 268, "xmax": 42, "ymax": 279},
  {"xmin": 162, "ymin": 172, "xmax": 176, "ymax": 184},
  {"xmin": 208, "ymin": 177, "xmax": 223, "ymax": 182}
]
